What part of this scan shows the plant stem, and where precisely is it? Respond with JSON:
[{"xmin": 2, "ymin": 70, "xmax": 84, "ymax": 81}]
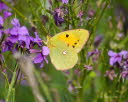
[
  {"xmin": 34, "ymin": 69, "xmax": 53, "ymax": 102},
  {"xmin": 27, "ymin": 0, "xmax": 49, "ymax": 37},
  {"xmin": 2, "ymin": 0, "xmax": 27, "ymax": 20},
  {"xmin": 5, "ymin": 71, "xmax": 17, "ymax": 102},
  {"xmin": 5, "ymin": 64, "xmax": 18, "ymax": 102},
  {"xmin": 76, "ymin": 0, "xmax": 111, "ymax": 102}
]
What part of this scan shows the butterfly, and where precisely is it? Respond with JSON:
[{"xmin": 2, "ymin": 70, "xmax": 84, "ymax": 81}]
[{"xmin": 47, "ymin": 29, "xmax": 89, "ymax": 70}]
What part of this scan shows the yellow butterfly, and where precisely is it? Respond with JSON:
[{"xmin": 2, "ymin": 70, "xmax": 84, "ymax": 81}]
[{"xmin": 47, "ymin": 29, "xmax": 89, "ymax": 70}]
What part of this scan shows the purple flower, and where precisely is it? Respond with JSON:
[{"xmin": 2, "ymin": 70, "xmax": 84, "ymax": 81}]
[
  {"xmin": 87, "ymin": 9, "xmax": 95, "ymax": 18},
  {"xmin": 108, "ymin": 51, "xmax": 128, "ymax": 66},
  {"xmin": 88, "ymin": 49, "xmax": 100, "ymax": 62},
  {"xmin": 0, "ymin": 2, "xmax": 8, "ymax": 11},
  {"xmin": 68, "ymin": 84, "xmax": 75, "ymax": 92},
  {"xmin": 88, "ymin": 49, "xmax": 99, "ymax": 57},
  {"xmin": 119, "ymin": 50, "xmax": 128, "ymax": 59},
  {"xmin": 63, "ymin": 70, "xmax": 70, "ymax": 75},
  {"xmin": 3, "ymin": 11, "xmax": 12, "ymax": 19},
  {"xmin": 42, "ymin": 46, "xmax": 49, "ymax": 55},
  {"xmin": 94, "ymin": 35, "xmax": 103, "ymax": 47},
  {"xmin": 30, "ymin": 46, "xmax": 50, "ymax": 68},
  {"xmin": 108, "ymin": 50, "xmax": 128, "ymax": 79},
  {"xmin": 8, "ymin": 18, "xmax": 31, "ymax": 49},
  {"xmin": 0, "ymin": 30, "xmax": 3, "ymax": 38},
  {"xmin": 74, "ymin": 69, "xmax": 81, "ymax": 76},
  {"xmin": 67, "ymin": 80, "xmax": 76, "ymax": 93},
  {"xmin": 0, "ymin": 99, "xmax": 5, "ymax": 102},
  {"xmin": 62, "ymin": 0, "xmax": 69, "ymax": 4},
  {"xmin": 10, "ymin": 26, "xmax": 29, "ymax": 36},
  {"xmin": 117, "ymin": 33, "xmax": 124, "ymax": 38},
  {"xmin": 53, "ymin": 8, "xmax": 64, "ymax": 26},
  {"xmin": 33, "ymin": 32, "xmax": 43, "ymax": 46},
  {"xmin": 105, "ymin": 70, "xmax": 116, "ymax": 80},
  {"xmin": 28, "ymin": 32, "xmax": 43, "ymax": 48},
  {"xmin": 7, "ymin": 35, "xmax": 18, "ymax": 43},
  {"xmin": 84, "ymin": 65, "xmax": 93, "ymax": 70},
  {"xmin": 29, "ymin": 49, "xmax": 40, "ymax": 53},
  {"xmin": 2, "ymin": 40, "xmax": 14, "ymax": 52},
  {"xmin": 11, "ymin": 18, "xmax": 20, "ymax": 27},
  {"xmin": 121, "ymin": 71, "xmax": 128, "ymax": 79},
  {"xmin": 108, "ymin": 51, "xmax": 122, "ymax": 66},
  {"xmin": 77, "ymin": 11, "xmax": 84, "ymax": 19},
  {"xmin": 0, "ymin": 16, "xmax": 4, "ymax": 27}
]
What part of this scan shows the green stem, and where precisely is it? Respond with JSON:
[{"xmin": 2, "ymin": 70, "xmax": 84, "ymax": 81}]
[
  {"xmin": 34, "ymin": 69, "xmax": 53, "ymax": 102},
  {"xmin": 92, "ymin": 0, "xmax": 110, "ymax": 32},
  {"xmin": 12, "ymin": 88, "xmax": 15, "ymax": 102},
  {"xmin": 69, "ymin": 3, "xmax": 76, "ymax": 28},
  {"xmin": 2, "ymin": 0, "xmax": 27, "ymax": 20},
  {"xmin": 76, "ymin": 70, "xmax": 87, "ymax": 102},
  {"xmin": 5, "ymin": 64, "xmax": 18, "ymax": 102},
  {"xmin": 76, "ymin": 0, "xmax": 111, "ymax": 102},
  {"xmin": 2, "ymin": 72, "xmax": 9, "ymax": 87},
  {"xmin": 2, "ymin": 0, "xmax": 49, "ymax": 37},
  {"xmin": 27, "ymin": 0, "xmax": 49, "ymax": 37},
  {"xmin": 5, "ymin": 71, "xmax": 17, "ymax": 102},
  {"xmin": 14, "ymin": 68, "xmax": 20, "ymax": 86},
  {"xmin": 83, "ymin": 0, "xmax": 89, "ymax": 16}
]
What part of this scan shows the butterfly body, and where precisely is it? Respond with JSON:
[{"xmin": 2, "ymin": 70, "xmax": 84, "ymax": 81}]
[{"xmin": 47, "ymin": 29, "xmax": 89, "ymax": 70}]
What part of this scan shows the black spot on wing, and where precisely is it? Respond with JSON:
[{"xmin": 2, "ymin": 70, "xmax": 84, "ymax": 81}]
[
  {"xmin": 66, "ymin": 34, "xmax": 69, "ymax": 37},
  {"xmin": 72, "ymin": 46, "xmax": 75, "ymax": 48},
  {"xmin": 74, "ymin": 42, "xmax": 77, "ymax": 45}
]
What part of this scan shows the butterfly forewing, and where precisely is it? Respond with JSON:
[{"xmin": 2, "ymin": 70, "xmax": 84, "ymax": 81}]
[{"xmin": 50, "ymin": 29, "xmax": 89, "ymax": 53}]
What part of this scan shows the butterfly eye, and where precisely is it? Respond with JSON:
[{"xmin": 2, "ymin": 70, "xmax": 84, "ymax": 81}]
[{"xmin": 66, "ymin": 34, "xmax": 69, "ymax": 37}]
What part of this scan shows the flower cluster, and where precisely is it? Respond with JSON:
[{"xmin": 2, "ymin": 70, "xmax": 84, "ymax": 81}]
[
  {"xmin": 53, "ymin": 8, "xmax": 65, "ymax": 26},
  {"xmin": 108, "ymin": 50, "xmax": 128, "ymax": 79},
  {"xmin": 0, "ymin": 2, "xmax": 49, "ymax": 68},
  {"xmin": 62, "ymin": 0, "xmax": 69, "ymax": 4},
  {"xmin": 88, "ymin": 49, "xmax": 100, "ymax": 63}
]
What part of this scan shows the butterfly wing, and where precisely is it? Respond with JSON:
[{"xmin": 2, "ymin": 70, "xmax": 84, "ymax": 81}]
[
  {"xmin": 48, "ymin": 40, "xmax": 78, "ymax": 70},
  {"xmin": 47, "ymin": 29, "xmax": 89, "ymax": 70},
  {"xmin": 49, "ymin": 29, "xmax": 89, "ymax": 53}
]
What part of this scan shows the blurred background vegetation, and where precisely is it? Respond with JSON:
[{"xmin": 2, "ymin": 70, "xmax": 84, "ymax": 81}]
[{"xmin": 0, "ymin": 0, "xmax": 128, "ymax": 102}]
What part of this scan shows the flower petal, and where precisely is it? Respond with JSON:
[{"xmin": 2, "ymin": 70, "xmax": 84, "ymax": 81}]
[
  {"xmin": 10, "ymin": 27, "xmax": 19, "ymax": 35},
  {"xmin": 0, "ymin": 2, "xmax": 8, "ymax": 11},
  {"xmin": 108, "ymin": 50, "xmax": 117, "ymax": 57},
  {"xmin": 119, "ymin": 51, "xmax": 128, "ymax": 56},
  {"xmin": 40, "ymin": 63, "xmax": 44, "ymax": 68},
  {"xmin": 110, "ymin": 57, "xmax": 115, "ymax": 66},
  {"xmin": 0, "ymin": 16, "xmax": 4, "ymax": 26},
  {"xmin": 19, "ymin": 26, "xmax": 29, "ymax": 35},
  {"xmin": 11, "ymin": 18, "xmax": 20, "ymax": 27},
  {"xmin": 3, "ymin": 11, "xmax": 12, "ymax": 19},
  {"xmin": 8, "ymin": 35, "xmax": 18, "ymax": 43},
  {"xmin": 29, "ymin": 49, "xmax": 40, "ymax": 53},
  {"xmin": 42, "ymin": 46, "xmax": 50, "ymax": 55},
  {"xmin": 33, "ymin": 53, "xmax": 43, "ymax": 63}
]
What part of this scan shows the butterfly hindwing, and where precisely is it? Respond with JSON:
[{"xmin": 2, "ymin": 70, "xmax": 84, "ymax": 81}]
[{"xmin": 49, "ymin": 40, "xmax": 78, "ymax": 70}]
